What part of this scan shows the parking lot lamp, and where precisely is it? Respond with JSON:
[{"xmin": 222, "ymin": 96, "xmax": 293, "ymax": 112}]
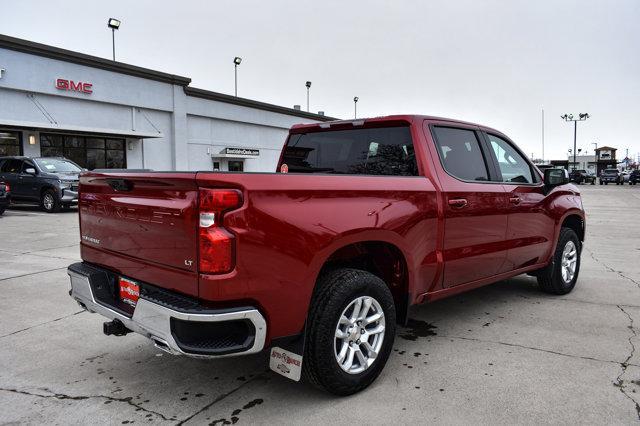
[
  {"xmin": 305, "ymin": 81, "xmax": 312, "ymax": 112},
  {"xmin": 107, "ymin": 18, "xmax": 121, "ymax": 61},
  {"xmin": 233, "ymin": 57, "xmax": 242, "ymax": 97},
  {"xmin": 353, "ymin": 97, "xmax": 359, "ymax": 119},
  {"xmin": 561, "ymin": 113, "xmax": 590, "ymax": 171}
]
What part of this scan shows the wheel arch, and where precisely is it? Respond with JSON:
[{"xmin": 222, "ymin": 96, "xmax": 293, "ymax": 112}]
[
  {"xmin": 307, "ymin": 231, "xmax": 414, "ymax": 325},
  {"xmin": 561, "ymin": 213, "xmax": 585, "ymax": 242}
]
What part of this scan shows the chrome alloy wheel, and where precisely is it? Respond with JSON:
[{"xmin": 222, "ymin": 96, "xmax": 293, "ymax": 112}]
[
  {"xmin": 43, "ymin": 193, "xmax": 54, "ymax": 211},
  {"xmin": 334, "ymin": 296, "xmax": 386, "ymax": 375},
  {"xmin": 561, "ymin": 240, "xmax": 577, "ymax": 283}
]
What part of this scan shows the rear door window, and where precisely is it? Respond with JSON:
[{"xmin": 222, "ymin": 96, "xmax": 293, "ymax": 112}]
[
  {"xmin": 431, "ymin": 126, "xmax": 489, "ymax": 181},
  {"xmin": 281, "ymin": 126, "xmax": 418, "ymax": 176},
  {"xmin": 1, "ymin": 159, "xmax": 23, "ymax": 173}
]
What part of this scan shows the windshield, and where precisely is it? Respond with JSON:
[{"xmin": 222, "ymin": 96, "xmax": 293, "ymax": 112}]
[
  {"xmin": 35, "ymin": 158, "xmax": 82, "ymax": 173},
  {"xmin": 603, "ymin": 169, "xmax": 618, "ymax": 174}
]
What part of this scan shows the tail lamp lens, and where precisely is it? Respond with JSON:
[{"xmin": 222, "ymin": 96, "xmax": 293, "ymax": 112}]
[{"xmin": 198, "ymin": 189, "xmax": 242, "ymax": 274}]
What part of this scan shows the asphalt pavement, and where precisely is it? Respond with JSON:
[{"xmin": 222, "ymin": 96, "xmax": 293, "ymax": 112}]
[{"xmin": 1, "ymin": 185, "xmax": 640, "ymax": 424}]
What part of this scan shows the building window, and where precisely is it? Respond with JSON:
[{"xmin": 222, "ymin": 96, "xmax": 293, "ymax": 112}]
[
  {"xmin": 0, "ymin": 130, "xmax": 22, "ymax": 156},
  {"xmin": 229, "ymin": 160, "xmax": 244, "ymax": 172},
  {"xmin": 40, "ymin": 134, "xmax": 126, "ymax": 169}
]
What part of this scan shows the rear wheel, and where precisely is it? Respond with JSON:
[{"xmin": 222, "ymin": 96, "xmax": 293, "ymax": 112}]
[
  {"xmin": 537, "ymin": 228, "xmax": 581, "ymax": 295},
  {"xmin": 41, "ymin": 189, "xmax": 61, "ymax": 213},
  {"xmin": 303, "ymin": 268, "xmax": 396, "ymax": 395},
  {"xmin": 0, "ymin": 207, "xmax": 5, "ymax": 216}
]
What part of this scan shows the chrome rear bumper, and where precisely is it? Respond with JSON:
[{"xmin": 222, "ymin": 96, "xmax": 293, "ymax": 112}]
[{"xmin": 67, "ymin": 264, "xmax": 267, "ymax": 358}]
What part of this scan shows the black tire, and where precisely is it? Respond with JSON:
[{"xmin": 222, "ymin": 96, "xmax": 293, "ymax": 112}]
[
  {"xmin": 605, "ymin": 182, "xmax": 608, "ymax": 185},
  {"xmin": 590, "ymin": 179, "xmax": 595, "ymax": 185},
  {"xmin": 0, "ymin": 207, "xmax": 4, "ymax": 216},
  {"xmin": 41, "ymin": 189, "xmax": 61, "ymax": 213},
  {"xmin": 537, "ymin": 228, "xmax": 581, "ymax": 295},
  {"xmin": 303, "ymin": 268, "xmax": 396, "ymax": 395},
  {"xmin": 599, "ymin": 181, "xmax": 603, "ymax": 185}
]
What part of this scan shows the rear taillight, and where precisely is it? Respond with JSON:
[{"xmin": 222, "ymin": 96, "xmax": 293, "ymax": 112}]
[
  {"xmin": 2, "ymin": 183, "xmax": 9, "ymax": 192},
  {"xmin": 198, "ymin": 189, "xmax": 242, "ymax": 274}
]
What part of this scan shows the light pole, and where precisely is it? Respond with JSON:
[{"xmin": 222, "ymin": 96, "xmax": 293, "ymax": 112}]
[
  {"xmin": 107, "ymin": 18, "xmax": 121, "ymax": 61},
  {"xmin": 305, "ymin": 81, "xmax": 312, "ymax": 112},
  {"xmin": 541, "ymin": 107, "xmax": 545, "ymax": 162},
  {"xmin": 233, "ymin": 57, "xmax": 242, "ymax": 97},
  {"xmin": 561, "ymin": 113, "xmax": 590, "ymax": 171},
  {"xmin": 353, "ymin": 97, "xmax": 359, "ymax": 119}
]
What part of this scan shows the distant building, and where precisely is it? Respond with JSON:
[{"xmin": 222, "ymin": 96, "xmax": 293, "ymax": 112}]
[
  {"xmin": 567, "ymin": 154, "xmax": 597, "ymax": 173},
  {"xmin": 594, "ymin": 146, "xmax": 618, "ymax": 174}
]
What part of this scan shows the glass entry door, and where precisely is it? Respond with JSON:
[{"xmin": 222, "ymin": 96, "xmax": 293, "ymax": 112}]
[
  {"xmin": 0, "ymin": 130, "xmax": 22, "ymax": 156},
  {"xmin": 40, "ymin": 134, "xmax": 126, "ymax": 170}
]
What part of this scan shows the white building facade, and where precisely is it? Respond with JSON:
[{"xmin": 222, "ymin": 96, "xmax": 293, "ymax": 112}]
[{"xmin": 0, "ymin": 34, "xmax": 333, "ymax": 172}]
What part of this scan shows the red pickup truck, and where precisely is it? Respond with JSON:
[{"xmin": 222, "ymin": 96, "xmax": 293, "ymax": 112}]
[{"xmin": 68, "ymin": 115, "xmax": 584, "ymax": 395}]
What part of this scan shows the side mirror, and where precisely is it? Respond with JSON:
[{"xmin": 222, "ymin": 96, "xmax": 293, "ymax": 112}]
[
  {"xmin": 544, "ymin": 168, "xmax": 569, "ymax": 186},
  {"xmin": 24, "ymin": 168, "xmax": 36, "ymax": 175}
]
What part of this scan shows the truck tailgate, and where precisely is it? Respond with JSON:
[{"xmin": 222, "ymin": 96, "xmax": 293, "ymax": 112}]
[{"xmin": 79, "ymin": 172, "xmax": 200, "ymax": 297}]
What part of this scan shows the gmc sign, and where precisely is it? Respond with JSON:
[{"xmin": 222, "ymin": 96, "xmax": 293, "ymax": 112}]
[{"xmin": 56, "ymin": 78, "xmax": 93, "ymax": 94}]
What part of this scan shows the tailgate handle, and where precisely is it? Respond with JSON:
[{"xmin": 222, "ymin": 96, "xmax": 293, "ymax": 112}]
[{"xmin": 107, "ymin": 179, "xmax": 133, "ymax": 192}]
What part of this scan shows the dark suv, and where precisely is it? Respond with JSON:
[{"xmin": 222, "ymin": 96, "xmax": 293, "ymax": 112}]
[
  {"xmin": 0, "ymin": 181, "xmax": 10, "ymax": 215},
  {"xmin": 629, "ymin": 170, "xmax": 640, "ymax": 185},
  {"xmin": 569, "ymin": 169, "xmax": 596, "ymax": 185},
  {"xmin": 600, "ymin": 168, "xmax": 623, "ymax": 185},
  {"xmin": 0, "ymin": 156, "xmax": 81, "ymax": 212}
]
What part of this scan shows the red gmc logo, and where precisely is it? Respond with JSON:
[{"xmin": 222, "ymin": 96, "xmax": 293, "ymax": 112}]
[{"xmin": 55, "ymin": 78, "xmax": 93, "ymax": 94}]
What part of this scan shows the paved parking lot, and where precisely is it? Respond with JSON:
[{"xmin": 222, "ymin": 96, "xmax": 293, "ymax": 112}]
[{"xmin": 1, "ymin": 185, "xmax": 640, "ymax": 424}]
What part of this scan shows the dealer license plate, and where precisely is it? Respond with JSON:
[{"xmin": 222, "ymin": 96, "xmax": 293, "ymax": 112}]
[{"xmin": 119, "ymin": 277, "xmax": 140, "ymax": 307}]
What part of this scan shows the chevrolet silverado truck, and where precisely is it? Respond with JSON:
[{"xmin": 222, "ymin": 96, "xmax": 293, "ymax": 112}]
[{"xmin": 68, "ymin": 115, "xmax": 585, "ymax": 395}]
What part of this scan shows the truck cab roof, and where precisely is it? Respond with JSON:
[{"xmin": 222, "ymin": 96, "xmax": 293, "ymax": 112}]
[{"xmin": 290, "ymin": 115, "xmax": 502, "ymax": 135}]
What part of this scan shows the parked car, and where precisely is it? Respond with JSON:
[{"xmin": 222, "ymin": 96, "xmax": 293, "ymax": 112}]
[
  {"xmin": 569, "ymin": 169, "xmax": 596, "ymax": 185},
  {"xmin": 600, "ymin": 168, "xmax": 623, "ymax": 185},
  {"xmin": 629, "ymin": 170, "xmax": 640, "ymax": 185},
  {"xmin": 0, "ymin": 181, "xmax": 10, "ymax": 215},
  {"xmin": 67, "ymin": 115, "xmax": 585, "ymax": 395},
  {"xmin": 621, "ymin": 171, "xmax": 631, "ymax": 183},
  {"xmin": 0, "ymin": 156, "xmax": 81, "ymax": 212}
]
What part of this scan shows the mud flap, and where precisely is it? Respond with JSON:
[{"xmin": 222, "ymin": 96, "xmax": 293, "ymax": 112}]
[{"xmin": 268, "ymin": 327, "xmax": 306, "ymax": 382}]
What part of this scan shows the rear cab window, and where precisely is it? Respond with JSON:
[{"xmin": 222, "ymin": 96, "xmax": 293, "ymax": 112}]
[
  {"xmin": 431, "ymin": 126, "xmax": 490, "ymax": 181},
  {"xmin": 280, "ymin": 126, "xmax": 418, "ymax": 176}
]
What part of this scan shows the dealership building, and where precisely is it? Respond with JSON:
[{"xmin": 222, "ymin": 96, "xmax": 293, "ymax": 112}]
[{"xmin": 0, "ymin": 34, "xmax": 333, "ymax": 172}]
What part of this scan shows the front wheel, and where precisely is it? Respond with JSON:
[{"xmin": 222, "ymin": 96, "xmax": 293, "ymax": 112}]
[
  {"xmin": 41, "ymin": 189, "xmax": 61, "ymax": 213},
  {"xmin": 0, "ymin": 207, "xmax": 4, "ymax": 216},
  {"xmin": 537, "ymin": 228, "xmax": 581, "ymax": 295},
  {"xmin": 303, "ymin": 268, "xmax": 396, "ymax": 395}
]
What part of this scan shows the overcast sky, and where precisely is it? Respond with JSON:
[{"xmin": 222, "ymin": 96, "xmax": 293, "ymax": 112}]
[{"xmin": 2, "ymin": 0, "xmax": 639, "ymax": 161}]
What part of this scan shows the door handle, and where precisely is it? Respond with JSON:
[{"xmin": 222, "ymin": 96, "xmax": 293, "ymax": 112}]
[
  {"xmin": 448, "ymin": 198, "xmax": 468, "ymax": 208},
  {"xmin": 509, "ymin": 196, "xmax": 521, "ymax": 205}
]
